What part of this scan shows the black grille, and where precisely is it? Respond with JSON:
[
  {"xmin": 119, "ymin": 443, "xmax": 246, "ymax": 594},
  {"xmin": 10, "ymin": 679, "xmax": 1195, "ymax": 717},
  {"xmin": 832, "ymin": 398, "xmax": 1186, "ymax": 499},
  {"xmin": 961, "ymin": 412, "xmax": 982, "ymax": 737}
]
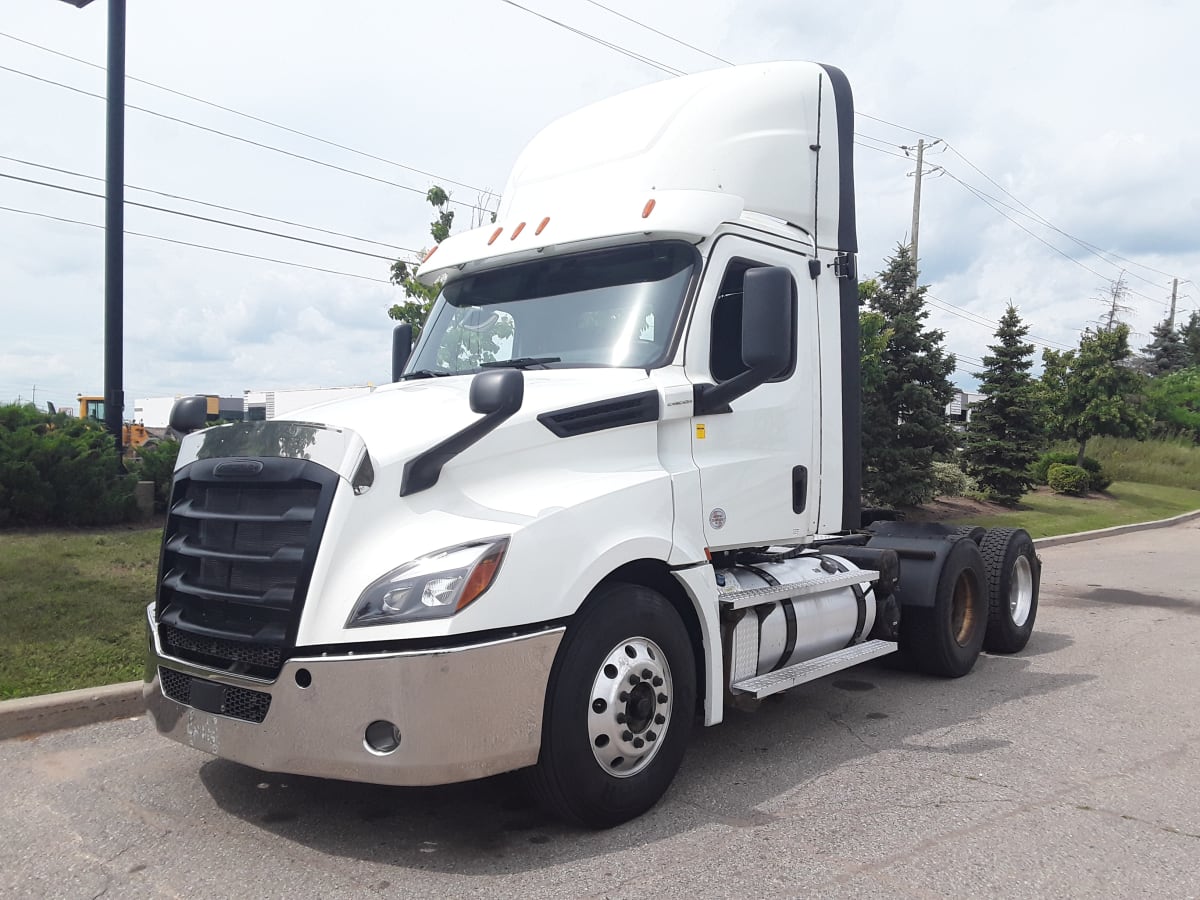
[
  {"xmin": 161, "ymin": 623, "xmax": 282, "ymax": 672},
  {"xmin": 159, "ymin": 667, "xmax": 271, "ymax": 724},
  {"xmin": 155, "ymin": 456, "xmax": 337, "ymax": 678}
]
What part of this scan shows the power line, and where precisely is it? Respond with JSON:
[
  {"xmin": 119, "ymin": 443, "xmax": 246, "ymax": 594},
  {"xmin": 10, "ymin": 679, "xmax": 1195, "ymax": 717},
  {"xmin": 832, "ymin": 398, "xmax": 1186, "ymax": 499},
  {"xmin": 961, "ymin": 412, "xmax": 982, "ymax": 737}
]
[
  {"xmin": 942, "ymin": 140, "xmax": 1181, "ymax": 285},
  {"xmin": 0, "ymin": 170, "xmax": 413, "ymax": 263},
  {"xmin": 0, "ymin": 154, "xmax": 413, "ymax": 254},
  {"xmin": 497, "ymin": 0, "xmax": 687, "ymax": 76},
  {"xmin": 581, "ymin": 0, "xmax": 734, "ymax": 66},
  {"xmin": 939, "ymin": 166, "xmax": 1172, "ymax": 296},
  {"xmin": 0, "ymin": 63, "xmax": 490, "ymax": 216},
  {"xmin": 941, "ymin": 170, "xmax": 1168, "ymax": 308},
  {"xmin": 925, "ymin": 293, "xmax": 1074, "ymax": 351},
  {"xmin": 854, "ymin": 110, "xmax": 940, "ymax": 140},
  {"xmin": 855, "ymin": 140, "xmax": 911, "ymax": 161},
  {"xmin": 0, "ymin": 204, "xmax": 392, "ymax": 284},
  {"xmin": 0, "ymin": 30, "xmax": 493, "ymax": 199}
]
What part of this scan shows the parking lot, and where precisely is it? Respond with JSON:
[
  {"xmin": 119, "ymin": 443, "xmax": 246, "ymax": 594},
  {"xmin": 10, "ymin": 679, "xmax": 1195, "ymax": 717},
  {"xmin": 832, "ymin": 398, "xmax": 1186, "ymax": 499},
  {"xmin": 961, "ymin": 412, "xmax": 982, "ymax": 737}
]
[{"xmin": 3, "ymin": 521, "xmax": 1198, "ymax": 899}]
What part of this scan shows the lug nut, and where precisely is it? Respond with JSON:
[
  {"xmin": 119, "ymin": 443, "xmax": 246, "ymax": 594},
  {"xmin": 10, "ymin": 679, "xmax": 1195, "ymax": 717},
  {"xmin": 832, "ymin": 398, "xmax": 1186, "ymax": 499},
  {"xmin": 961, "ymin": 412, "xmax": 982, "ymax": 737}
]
[
  {"xmin": 629, "ymin": 674, "xmax": 639, "ymax": 685},
  {"xmin": 619, "ymin": 691, "xmax": 629, "ymax": 702},
  {"xmin": 657, "ymin": 693, "xmax": 668, "ymax": 704},
  {"xmin": 646, "ymin": 730, "xmax": 657, "ymax": 741},
  {"xmin": 654, "ymin": 714, "xmax": 665, "ymax": 725},
  {"xmin": 616, "ymin": 712, "xmax": 627, "ymax": 724},
  {"xmin": 641, "ymin": 669, "xmax": 652, "ymax": 679},
  {"xmin": 633, "ymin": 737, "xmax": 645, "ymax": 749},
  {"xmin": 652, "ymin": 676, "xmax": 663, "ymax": 687},
  {"xmin": 622, "ymin": 730, "xmax": 633, "ymax": 741}
]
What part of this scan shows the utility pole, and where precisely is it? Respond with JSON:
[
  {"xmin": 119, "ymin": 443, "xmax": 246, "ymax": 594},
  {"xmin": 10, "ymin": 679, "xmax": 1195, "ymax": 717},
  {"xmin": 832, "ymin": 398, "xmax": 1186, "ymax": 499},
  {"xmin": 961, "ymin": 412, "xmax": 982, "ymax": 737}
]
[
  {"xmin": 61, "ymin": 0, "xmax": 126, "ymax": 458},
  {"xmin": 1168, "ymin": 277, "xmax": 1179, "ymax": 327},
  {"xmin": 910, "ymin": 138, "xmax": 925, "ymax": 288}
]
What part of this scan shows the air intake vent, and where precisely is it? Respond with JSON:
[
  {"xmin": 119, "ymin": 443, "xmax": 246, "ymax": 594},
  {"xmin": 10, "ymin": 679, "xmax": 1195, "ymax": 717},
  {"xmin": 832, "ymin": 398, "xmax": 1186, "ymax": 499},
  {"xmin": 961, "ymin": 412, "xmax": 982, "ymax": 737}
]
[{"xmin": 538, "ymin": 390, "xmax": 660, "ymax": 438}]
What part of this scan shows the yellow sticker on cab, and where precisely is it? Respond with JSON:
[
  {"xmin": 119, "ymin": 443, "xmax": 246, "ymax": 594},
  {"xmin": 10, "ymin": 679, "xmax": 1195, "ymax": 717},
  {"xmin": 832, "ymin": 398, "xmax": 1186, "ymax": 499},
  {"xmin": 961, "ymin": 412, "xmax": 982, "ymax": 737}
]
[{"xmin": 696, "ymin": 423, "xmax": 706, "ymax": 439}]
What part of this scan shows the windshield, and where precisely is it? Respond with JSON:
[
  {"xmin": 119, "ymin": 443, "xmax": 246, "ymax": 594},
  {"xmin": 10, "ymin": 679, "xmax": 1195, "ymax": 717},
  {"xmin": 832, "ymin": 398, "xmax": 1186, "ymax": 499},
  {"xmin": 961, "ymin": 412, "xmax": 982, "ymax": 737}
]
[{"xmin": 406, "ymin": 241, "xmax": 696, "ymax": 375}]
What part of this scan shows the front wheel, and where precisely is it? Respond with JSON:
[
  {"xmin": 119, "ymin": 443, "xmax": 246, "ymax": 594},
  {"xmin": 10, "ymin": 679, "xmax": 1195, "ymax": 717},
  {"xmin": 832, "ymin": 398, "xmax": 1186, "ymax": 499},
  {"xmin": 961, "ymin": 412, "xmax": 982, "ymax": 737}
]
[{"xmin": 527, "ymin": 582, "xmax": 696, "ymax": 828}]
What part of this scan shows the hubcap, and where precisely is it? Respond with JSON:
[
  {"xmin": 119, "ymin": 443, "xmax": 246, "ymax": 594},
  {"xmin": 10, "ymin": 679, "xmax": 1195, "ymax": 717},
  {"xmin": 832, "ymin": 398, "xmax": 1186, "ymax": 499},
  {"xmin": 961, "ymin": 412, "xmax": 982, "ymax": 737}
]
[
  {"xmin": 1009, "ymin": 555, "xmax": 1034, "ymax": 626},
  {"xmin": 588, "ymin": 637, "xmax": 673, "ymax": 777},
  {"xmin": 950, "ymin": 570, "xmax": 979, "ymax": 646}
]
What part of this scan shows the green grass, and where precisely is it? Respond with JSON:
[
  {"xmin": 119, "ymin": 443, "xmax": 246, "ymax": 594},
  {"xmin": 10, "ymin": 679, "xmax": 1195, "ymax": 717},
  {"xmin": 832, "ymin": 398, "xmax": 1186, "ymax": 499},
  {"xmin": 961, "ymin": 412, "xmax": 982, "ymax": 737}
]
[
  {"xmin": 0, "ymin": 525, "xmax": 162, "ymax": 700},
  {"xmin": 1061, "ymin": 436, "xmax": 1200, "ymax": 490},
  {"xmin": 950, "ymin": 481, "xmax": 1200, "ymax": 538}
]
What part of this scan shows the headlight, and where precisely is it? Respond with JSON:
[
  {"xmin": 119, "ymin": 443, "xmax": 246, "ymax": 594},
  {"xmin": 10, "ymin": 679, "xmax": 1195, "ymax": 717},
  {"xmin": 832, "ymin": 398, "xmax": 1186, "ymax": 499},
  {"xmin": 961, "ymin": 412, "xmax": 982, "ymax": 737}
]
[{"xmin": 346, "ymin": 537, "xmax": 509, "ymax": 627}]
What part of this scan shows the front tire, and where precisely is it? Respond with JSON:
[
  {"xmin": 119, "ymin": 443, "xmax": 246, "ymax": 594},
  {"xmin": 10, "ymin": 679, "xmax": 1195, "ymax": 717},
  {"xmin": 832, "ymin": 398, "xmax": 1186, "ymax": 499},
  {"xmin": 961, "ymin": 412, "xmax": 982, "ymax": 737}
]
[
  {"xmin": 980, "ymin": 528, "xmax": 1039, "ymax": 653},
  {"xmin": 527, "ymin": 582, "xmax": 696, "ymax": 828},
  {"xmin": 901, "ymin": 537, "xmax": 988, "ymax": 677}
]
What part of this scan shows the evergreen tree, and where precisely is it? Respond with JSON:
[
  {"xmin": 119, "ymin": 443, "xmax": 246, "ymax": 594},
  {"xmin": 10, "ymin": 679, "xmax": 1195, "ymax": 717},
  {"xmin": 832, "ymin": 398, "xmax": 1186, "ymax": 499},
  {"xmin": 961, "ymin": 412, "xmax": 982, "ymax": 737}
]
[
  {"xmin": 861, "ymin": 244, "xmax": 956, "ymax": 507},
  {"xmin": 1179, "ymin": 311, "xmax": 1200, "ymax": 368},
  {"xmin": 1138, "ymin": 318, "xmax": 1190, "ymax": 375},
  {"xmin": 1060, "ymin": 324, "xmax": 1148, "ymax": 464},
  {"xmin": 963, "ymin": 304, "xmax": 1040, "ymax": 505}
]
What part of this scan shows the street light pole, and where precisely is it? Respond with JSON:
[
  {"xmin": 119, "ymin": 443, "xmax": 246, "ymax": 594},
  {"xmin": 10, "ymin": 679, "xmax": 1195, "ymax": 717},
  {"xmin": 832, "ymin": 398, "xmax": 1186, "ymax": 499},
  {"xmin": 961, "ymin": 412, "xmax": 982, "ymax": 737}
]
[{"xmin": 62, "ymin": 0, "xmax": 126, "ymax": 456}]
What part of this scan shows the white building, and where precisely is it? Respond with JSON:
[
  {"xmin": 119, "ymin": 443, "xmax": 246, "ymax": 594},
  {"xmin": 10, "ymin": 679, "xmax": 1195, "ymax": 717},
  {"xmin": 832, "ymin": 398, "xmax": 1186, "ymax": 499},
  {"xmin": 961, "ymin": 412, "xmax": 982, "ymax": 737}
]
[
  {"xmin": 946, "ymin": 389, "xmax": 986, "ymax": 425},
  {"xmin": 242, "ymin": 385, "xmax": 376, "ymax": 421}
]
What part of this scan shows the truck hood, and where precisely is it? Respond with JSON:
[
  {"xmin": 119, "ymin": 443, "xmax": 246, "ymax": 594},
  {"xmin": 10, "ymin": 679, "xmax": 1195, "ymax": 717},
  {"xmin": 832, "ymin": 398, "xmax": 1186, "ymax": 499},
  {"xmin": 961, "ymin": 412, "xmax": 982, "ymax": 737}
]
[{"xmin": 285, "ymin": 367, "xmax": 659, "ymax": 470}]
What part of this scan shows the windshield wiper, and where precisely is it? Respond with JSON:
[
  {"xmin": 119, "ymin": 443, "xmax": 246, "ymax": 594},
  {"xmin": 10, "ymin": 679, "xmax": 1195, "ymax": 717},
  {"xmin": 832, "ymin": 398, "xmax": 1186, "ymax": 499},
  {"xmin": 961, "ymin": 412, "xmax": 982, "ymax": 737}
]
[
  {"xmin": 480, "ymin": 356, "xmax": 561, "ymax": 370},
  {"xmin": 402, "ymin": 369, "xmax": 454, "ymax": 379}
]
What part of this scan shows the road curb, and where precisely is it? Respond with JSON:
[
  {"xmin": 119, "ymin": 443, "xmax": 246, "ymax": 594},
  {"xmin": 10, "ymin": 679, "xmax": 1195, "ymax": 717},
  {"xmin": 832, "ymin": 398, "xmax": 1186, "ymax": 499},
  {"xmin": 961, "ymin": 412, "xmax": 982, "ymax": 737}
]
[
  {"xmin": 0, "ymin": 681, "xmax": 143, "ymax": 742},
  {"xmin": 1032, "ymin": 507, "xmax": 1200, "ymax": 548},
  {"xmin": 4, "ymin": 509, "xmax": 1198, "ymax": 742}
]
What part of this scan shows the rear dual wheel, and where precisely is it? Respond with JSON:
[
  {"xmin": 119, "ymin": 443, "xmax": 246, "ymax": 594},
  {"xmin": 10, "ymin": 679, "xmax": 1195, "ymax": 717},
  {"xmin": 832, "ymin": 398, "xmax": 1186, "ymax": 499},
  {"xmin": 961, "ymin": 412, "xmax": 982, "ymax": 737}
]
[
  {"xmin": 980, "ymin": 528, "xmax": 1039, "ymax": 653},
  {"xmin": 527, "ymin": 582, "xmax": 695, "ymax": 828},
  {"xmin": 901, "ymin": 537, "xmax": 989, "ymax": 677}
]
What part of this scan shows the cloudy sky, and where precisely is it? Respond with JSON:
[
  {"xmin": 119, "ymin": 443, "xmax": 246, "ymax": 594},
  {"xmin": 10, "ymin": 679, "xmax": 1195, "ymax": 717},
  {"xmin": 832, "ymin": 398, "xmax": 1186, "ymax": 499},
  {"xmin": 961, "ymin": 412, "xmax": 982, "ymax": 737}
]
[{"xmin": 3, "ymin": 0, "xmax": 1197, "ymax": 413}]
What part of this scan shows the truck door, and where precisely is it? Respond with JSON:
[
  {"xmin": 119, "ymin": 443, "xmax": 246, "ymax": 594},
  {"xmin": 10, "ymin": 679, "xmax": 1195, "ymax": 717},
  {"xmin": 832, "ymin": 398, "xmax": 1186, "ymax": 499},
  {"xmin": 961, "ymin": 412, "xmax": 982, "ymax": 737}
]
[{"xmin": 684, "ymin": 235, "xmax": 820, "ymax": 549}]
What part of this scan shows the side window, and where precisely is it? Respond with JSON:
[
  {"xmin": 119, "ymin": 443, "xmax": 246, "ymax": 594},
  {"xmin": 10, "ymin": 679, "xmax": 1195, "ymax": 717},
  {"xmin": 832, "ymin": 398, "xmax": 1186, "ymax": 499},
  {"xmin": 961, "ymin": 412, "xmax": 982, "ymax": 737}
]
[{"xmin": 709, "ymin": 258, "xmax": 797, "ymax": 383}]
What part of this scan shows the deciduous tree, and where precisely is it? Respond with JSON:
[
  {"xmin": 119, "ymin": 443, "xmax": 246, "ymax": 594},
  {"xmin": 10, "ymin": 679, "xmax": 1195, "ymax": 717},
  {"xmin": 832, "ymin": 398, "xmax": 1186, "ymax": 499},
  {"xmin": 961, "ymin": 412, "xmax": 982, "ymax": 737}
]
[{"xmin": 388, "ymin": 186, "xmax": 455, "ymax": 337}]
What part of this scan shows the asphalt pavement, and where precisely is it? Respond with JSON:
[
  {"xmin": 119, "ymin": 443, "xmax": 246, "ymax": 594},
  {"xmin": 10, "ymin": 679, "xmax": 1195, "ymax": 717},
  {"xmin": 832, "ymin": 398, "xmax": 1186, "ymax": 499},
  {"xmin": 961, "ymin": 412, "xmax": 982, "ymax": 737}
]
[{"xmin": 2, "ymin": 520, "xmax": 1198, "ymax": 899}]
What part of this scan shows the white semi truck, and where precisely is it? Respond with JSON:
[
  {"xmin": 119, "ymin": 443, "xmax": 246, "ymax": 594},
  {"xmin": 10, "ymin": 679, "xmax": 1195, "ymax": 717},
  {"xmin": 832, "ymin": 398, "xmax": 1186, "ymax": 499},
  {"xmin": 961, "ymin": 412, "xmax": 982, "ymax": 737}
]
[{"xmin": 146, "ymin": 61, "xmax": 1040, "ymax": 828}]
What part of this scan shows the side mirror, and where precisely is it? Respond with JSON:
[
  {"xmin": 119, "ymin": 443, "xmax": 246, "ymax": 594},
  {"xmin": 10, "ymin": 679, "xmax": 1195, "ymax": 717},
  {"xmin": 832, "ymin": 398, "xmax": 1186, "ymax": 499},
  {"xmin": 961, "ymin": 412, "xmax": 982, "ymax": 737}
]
[
  {"xmin": 741, "ymin": 267, "xmax": 793, "ymax": 377},
  {"xmin": 694, "ymin": 266, "xmax": 795, "ymax": 414},
  {"xmin": 470, "ymin": 368, "xmax": 524, "ymax": 416},
  {"xmin": 400, "ymin": 368, "xmax": 524, "ymax": 496},
  {"xmin": 392, "ymin": 323, "xmax": 414, "ymax": 382},
  {"xmin": 169, "ymin": 396, "xmax": 209, "ymax": 434}
]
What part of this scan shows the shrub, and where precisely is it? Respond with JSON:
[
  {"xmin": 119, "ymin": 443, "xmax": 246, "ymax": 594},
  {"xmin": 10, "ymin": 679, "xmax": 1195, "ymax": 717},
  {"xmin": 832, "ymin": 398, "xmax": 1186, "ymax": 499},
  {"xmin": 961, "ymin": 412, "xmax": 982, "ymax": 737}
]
[
  {"xmin": 133, "ymin": 440, "xmax": 181, "ymax": 512},
  {"xmin": 1031, "ymin": 451, "xmax": 1110, "ymax": 490},
  {"xmin": 1047, "ymin": 463, "xmax": 1090, "ymax": 495},
  {"xmin": 931, "ymin": 461, "xmax": 976, "ymax": 497},
  {"xmin": 0, "ymin": 404, "xmax": 137, "ymax": 527}
]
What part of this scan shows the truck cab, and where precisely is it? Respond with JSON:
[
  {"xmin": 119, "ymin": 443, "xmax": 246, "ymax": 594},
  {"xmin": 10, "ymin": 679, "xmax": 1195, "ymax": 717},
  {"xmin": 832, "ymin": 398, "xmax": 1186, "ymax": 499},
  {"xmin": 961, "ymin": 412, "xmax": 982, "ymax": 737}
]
[{"xmin": 144, "ymin": 62, "xmax": 1039, "ymax": 828}]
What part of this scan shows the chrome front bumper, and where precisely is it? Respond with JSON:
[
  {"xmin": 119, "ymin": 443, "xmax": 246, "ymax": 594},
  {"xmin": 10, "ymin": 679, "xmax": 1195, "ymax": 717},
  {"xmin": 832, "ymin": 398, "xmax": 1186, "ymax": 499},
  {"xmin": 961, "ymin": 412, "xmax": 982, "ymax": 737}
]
[{"xmin": 143, "ymin": 605, "xmax": 563, "ymax": 786}]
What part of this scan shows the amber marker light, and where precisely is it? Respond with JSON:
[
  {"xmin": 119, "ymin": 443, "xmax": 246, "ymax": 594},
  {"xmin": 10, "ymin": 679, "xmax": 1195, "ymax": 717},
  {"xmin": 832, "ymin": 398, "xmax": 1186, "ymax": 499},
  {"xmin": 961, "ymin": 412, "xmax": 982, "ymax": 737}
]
[
  {"xmin": 456, "ymin": 541, "xmax": 508, "ymax": 611},
  {"xmin": 535, "ymin": 216, "xmax": 551, "ymax": 235},
  {"xmin": 511, "ymin": 222, "xmax": 526, "ymax": 240},
  {"xmin": 488, "ymin": 227, "xmax": 504, "ymax": 245},
  {"xmin": 423, "ymin": 245, "xmax": 438, "ymax": 262},
  {"xmin": 642, "ymin": 198, "xmax": 656, "ymax": 218}
]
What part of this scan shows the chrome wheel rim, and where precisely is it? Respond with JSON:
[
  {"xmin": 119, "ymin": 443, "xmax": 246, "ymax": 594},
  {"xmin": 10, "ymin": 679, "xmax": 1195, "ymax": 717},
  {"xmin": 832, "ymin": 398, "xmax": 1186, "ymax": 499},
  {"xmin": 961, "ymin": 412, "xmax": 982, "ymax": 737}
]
[
  {"xmin": 1009, "ymin": 555, "xmax": 1034, "ymax": 627},
  {"xmin": 587, "ymin": 637, "xmax": 673, "ymax": 778}
]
